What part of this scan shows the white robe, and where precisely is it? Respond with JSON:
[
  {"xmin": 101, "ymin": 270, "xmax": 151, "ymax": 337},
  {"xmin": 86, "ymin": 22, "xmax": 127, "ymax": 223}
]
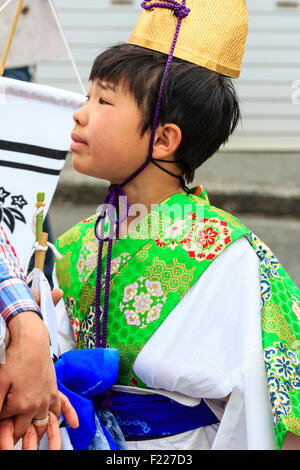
[{"xmin": 55, "ymin": 236, "xmax": 277, "ymax": 450}]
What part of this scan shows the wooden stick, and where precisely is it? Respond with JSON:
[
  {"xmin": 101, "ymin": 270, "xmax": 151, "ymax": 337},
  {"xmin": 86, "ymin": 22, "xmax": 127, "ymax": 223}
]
[
  {"xmin": 35, "ymin": 232, "xmax": 48, "ymax": 271},
  {"xmin": 0, "ymin": 0, "xmax": 24, "ymax": 76},
  {"xmin": 36, "ymin": 192, "xmax": 45, "ymax": 242},
  {"xmin": 35, "ymin": 193, "xmax": 46, "ymax": 271}
]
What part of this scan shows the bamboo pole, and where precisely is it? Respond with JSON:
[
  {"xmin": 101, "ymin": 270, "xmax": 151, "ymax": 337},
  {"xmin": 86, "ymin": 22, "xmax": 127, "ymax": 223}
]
[
  {"xmin": 36, "ymin": 192, "xmax": 45, "ymax": 242},
  {"xmin": 35, "ymin": 232, "xmax": 48, "ymax": 271},
  {"xmin": 34, "ymin": 192, "xmax": 48, "ymax": 272},
  {"xmin": 0, "ymin": 0, "xmax": 24, "ymax": 77}
]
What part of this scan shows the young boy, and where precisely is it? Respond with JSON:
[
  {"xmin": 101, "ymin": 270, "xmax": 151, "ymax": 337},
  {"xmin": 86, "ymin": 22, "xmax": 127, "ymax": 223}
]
[{"xmin": 55, "ymin": 1, "xmax": 300, "ymax": 450}]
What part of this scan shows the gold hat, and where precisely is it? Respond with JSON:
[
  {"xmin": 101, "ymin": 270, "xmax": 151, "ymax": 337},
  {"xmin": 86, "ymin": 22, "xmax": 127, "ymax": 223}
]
[{"xmin": 129, "ymin": 0, "xmax": 248, "ymax": 78}]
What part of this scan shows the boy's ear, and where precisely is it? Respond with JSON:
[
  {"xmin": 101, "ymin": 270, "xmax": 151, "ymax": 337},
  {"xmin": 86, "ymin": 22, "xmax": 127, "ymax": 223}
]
[{"xmin": 152, "ymin": 123, "xmax": 182, "ymax": 160}]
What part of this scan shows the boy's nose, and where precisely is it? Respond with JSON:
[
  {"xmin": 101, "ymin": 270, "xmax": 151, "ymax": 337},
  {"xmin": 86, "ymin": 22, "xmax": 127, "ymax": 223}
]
[{"xmin": 73, "ymin": 106, "xmax": 87, "ymax": 126}]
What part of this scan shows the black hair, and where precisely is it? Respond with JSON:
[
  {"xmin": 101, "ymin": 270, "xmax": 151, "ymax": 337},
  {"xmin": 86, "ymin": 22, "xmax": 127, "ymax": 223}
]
[{"xmin": 90, "ymin": 43, "xmax": 241, "ymax": 183}]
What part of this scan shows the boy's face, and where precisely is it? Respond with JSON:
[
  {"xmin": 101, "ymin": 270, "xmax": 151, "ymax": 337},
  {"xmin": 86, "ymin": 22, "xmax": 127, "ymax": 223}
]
[{"xmin": 71, "ymin": 79, "xmax": 150, "ymax": 184}]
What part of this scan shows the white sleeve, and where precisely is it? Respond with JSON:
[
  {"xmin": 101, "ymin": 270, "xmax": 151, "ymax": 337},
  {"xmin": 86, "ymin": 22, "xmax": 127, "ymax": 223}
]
[
  {"xmin": 52, "ymin": 269, "xmax": 76, "ymax": 355},
  {"xmin": 133, "ymin": 236, "xmax": 263, "ymax": 399},
  {"xmin": 0, "ymin": 314, "xmax": 7, "ymax": 352}
]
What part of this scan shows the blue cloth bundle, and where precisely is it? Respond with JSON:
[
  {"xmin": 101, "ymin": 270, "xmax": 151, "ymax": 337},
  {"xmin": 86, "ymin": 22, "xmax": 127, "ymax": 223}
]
[{"xmin": 54, "ymin": 348, "xmax": 122, "ymax": 450}]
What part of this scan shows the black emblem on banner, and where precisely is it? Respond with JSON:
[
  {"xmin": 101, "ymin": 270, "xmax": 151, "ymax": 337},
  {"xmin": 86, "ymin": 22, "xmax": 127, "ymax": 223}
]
[{"xmin": 0, "ymin": 187, "xmax": 27, "ymax": 233}]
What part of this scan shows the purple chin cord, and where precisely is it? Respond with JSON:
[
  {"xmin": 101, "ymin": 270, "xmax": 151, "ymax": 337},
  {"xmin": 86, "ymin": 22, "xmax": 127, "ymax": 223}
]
[{"xmin": 94, "ymin": 0, "xmax": 190, "ymax": 349}]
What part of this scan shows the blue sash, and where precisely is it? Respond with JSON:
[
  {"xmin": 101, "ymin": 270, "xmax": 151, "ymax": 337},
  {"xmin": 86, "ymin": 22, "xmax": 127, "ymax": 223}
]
[
  {"xmin": 55, "ymin": 348, "xmax": 218, "ymax": 448},
  {"xmin": 110, "ymin": 391, "xmax": 219, "ymax": 438}
]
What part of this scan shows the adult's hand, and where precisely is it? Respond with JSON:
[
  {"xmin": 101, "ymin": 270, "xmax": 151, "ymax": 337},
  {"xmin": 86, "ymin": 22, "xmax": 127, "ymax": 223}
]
[
  {"xmin": 0, "ymin": 392, "xmax": 79, "ymax": 450},
  {"xmin": 0, "ymin": 311, "xmax": 61, "ymax": 443}
]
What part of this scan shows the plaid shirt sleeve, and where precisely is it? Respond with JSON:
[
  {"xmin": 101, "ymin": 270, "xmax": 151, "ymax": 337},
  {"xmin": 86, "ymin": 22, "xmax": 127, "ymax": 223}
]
[{"xmin": 0, "ymin": 226, "xmax": 41, "ymax": 324}]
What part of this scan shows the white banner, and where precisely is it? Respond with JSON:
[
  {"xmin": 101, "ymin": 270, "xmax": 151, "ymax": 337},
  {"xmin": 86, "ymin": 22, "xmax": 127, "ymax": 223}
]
[{"xmin": 0, "ymin": 77, "xmax": 84, "ymax": 268}]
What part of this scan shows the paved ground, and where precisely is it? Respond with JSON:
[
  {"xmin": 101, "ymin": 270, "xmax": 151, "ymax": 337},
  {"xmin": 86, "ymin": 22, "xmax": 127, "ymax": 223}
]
[
  {"xmin": 194, "ymin": 151, "xmax": 300, "ymax": 217},
  {"xmin": 48, "ymin": 204, "xmax": 300, "ymax": 288}
]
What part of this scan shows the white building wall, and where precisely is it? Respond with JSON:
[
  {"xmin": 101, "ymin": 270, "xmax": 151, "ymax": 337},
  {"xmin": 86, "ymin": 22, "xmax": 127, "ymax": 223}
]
[{"xmin": 35, "ymin": 0, "xmax": 300, "ymax": 151}]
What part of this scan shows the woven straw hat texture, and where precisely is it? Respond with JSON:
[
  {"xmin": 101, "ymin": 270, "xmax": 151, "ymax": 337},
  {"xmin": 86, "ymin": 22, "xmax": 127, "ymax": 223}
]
[{"xmin": 129, "ymin": 0, "xmax": 248, "ymax": 78}]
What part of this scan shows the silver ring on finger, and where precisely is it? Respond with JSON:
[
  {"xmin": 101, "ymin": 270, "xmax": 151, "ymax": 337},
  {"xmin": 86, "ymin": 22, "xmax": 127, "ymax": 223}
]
[{"xmin": 32, "ymin": 414, "xmax": 50, "ymax": 427}]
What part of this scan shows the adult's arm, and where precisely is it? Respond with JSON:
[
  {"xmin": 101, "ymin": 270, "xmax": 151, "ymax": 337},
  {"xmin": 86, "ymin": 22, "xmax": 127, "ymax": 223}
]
[{"xmin": 0, "ymin": 226, "xmax": 60, "ymax": 443}]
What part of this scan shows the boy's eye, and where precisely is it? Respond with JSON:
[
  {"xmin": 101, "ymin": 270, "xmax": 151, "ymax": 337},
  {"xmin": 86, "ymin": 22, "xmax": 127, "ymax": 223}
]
[{"xmin": 99, "ymin": 97, "xmax": 110, "ymax": 105}]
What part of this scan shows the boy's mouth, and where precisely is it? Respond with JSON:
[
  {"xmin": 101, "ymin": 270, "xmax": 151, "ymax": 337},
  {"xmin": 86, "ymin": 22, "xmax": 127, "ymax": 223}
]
[{"xmin": 71, "ymin": 133, "xmax": 88, "ymax": 151}]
